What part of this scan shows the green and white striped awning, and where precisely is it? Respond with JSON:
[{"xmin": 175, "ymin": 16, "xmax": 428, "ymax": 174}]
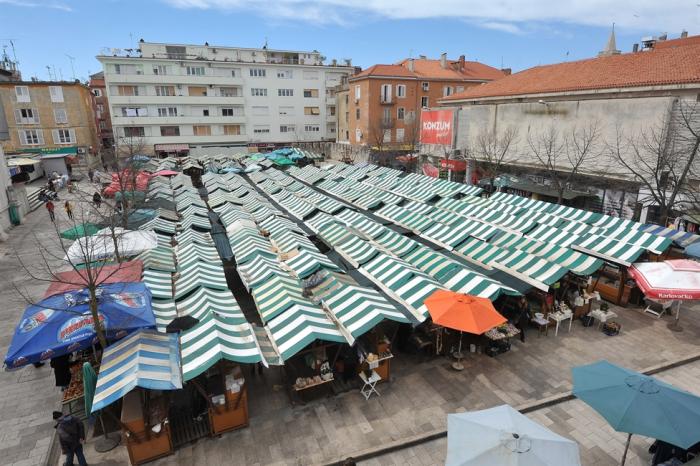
[
  {"xmin": 230, "ymin": 234, "xmax": 276, "ymax": 264},
  {"xmin": 334, "ymin": 235, "xmax": 379, "ymax": 267},
  {"xmin": 175, "ymin": 229, "xmax": 214, "ymax": 246},
  {"xmin": 441, "ymin": 269, "xmax": 515, "ymax": 299},
  {"xmin": 572, "ymin": 234, "xmax": 647, "ymax": 266},
  {"xmin": 176, "ymin": 242, "xmax": 221, "ymax": 266},
  {"xmin": 259, "ymin": 216, "xmax": 303, "ymax": 236},
  {"xmin": 180, "ymin": 314, "xmax": 265, "ymax": 381},
  {"xmin": 317, "ymin": 221, "xmax": 354, "ymax": 245},
  {"xmin": 479, "ymin": 211, "xmax": 536, "ymax": 233},
  {"xmin": 420, "ymin": 222, "xmax": 475, "ymax": 250},
  {"xmin": 276, "ymin": 193, "xmax": 317, "ymax": 219},
  {"xmin": 238, "ymin": 255, "xmax": 287, "ymax": 289},
  {"xmin": 373, "ymin": 230, "xmax": 419, "ymax": 257},
  {"xmin": 283, "ymin": 249, "xmax": 342, "ymax": 279},
  {"xmin": 140, "ymin": 218, "xmax": 177, "ymax": 235},
  {"xmin": 526, "ymin": 224, "xmax": 579, "ymax": 247},
  {"xmin": 265, "ymin": 305, "xmax": 348, "ymax": 361},
  {"xmin": 336, "ymin": 210, "xmax": 387, "ymax": 238},
  {"xmin": 601, "ymin": 227, "xmax": 672, "ymax": 254},
  {"xmin": 143, "ymin": 269, "xmax": 173, "ymax": 299},
  {"xmin": 492, "ymin": 250, "xmax": 569, "ymax": 291},
  {"xmin": 306, "ymin": 212, "xmax": 337, "ymax": 233},
  {"xmin": 137, "ymin": 247, "xmax": 176, "ymax": 272},
  {"xmin": 174, "ymin": 262, "xmax": 228, "ymax": 299},
  {"xmin": 251, "ymin": 275, "xmax": 315, "ymax": 323},
  {"xmin": 375, "ymin": 204, "xmax": 435, "ymax": 233},
  {"xmin": 175, "ymin": 287, "xmax": 245, "ymax": 321},
  {"xmin": 151, "ymin": 299, "xmax": 176, "ymax": 332},
  {"xmin": 402, "ymin": 246, "xmax": 460, "ymax": 281},
  {"xmin": 269, "ymin": 229, "xmax": 316, "ymax": 253},
  {"xmin": 590, "ymin": 215, "xmax": 642, "ymax": 230}
]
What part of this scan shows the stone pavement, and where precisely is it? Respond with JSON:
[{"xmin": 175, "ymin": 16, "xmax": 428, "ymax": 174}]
[{"xmin": 367, "ymin": 359, "xmax": 700, "ymax": 466}]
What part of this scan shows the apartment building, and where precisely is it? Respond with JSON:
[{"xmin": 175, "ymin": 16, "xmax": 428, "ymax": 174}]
[
  {"xmin": 98, "ymin": 41, "xmax": 353, "ymax": 156},
  {"xmin": 0, "ymin": 81, "xmax": 98, "ymax": 158},
  {"xmin": 348, "ymin": 54, "xmax": 505, "ymax": 150},
  {"xmin": 89, "ymin": 72, "xmax": 114, "ymax": 149}
]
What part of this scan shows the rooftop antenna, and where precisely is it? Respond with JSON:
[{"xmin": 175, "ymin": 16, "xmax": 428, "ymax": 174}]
[
  {"xmin": 46, "ymin": 65, "xmax": 53, "ymax": 80},
  {"xmin": 500, "ymin": 56, "xmax": 504, "ymax": 68},
  {"xmin": 263, "ymin": 37, "xmax": 268, "ymax": 50},
  {"xmin": 65, "ymin": 54, "xmax": 76, "ymax": 80},
  {"xmin": 58, "ymin": 68, "xmax": 64, "ymax": 81}
]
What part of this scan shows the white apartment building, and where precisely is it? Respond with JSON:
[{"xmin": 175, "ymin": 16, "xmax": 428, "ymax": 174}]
[{"xmin": 97, "ymin": 41, "xmax": 353, "ymax": 155}]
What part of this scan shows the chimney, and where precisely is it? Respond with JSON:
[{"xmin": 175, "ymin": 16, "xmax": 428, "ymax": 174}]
[
  {"xmin": 632, "ymin": 43, "xmax": 639, "ymax": 52},
  {"xmin": 440, "ymin": 52, "xmax": 447, "ymax": 69},
  {"xmin": 659, "ymin": 33, "xmax": 667, "ymax": 41},
  {"xmin": 681, "ymin": 30, "xmax": 688, "ymax": 38},
  {"xmin": 407, "ymin": 58, "xmax": 415, "ymax": 72},
  {"xmin": 458, "ymin": 54, "xmax": 465, "ymax": 70},
  {"xmin": 500, "ymin": 68, "xmax": 512, "ymax": 76}
]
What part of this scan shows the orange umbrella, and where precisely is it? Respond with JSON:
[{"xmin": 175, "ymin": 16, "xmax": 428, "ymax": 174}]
[{"xmin": 425, "ymin": 290, "xmax": 506, "ymax": 334}]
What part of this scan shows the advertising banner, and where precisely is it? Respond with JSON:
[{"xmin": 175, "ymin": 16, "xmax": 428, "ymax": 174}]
[
  {"xmin": 420, "ymin": 109, "xmax": 455, "ymax": 145},
  {"xmin": 440, "ymin": 159, "xmax": 467, "ymax": 171}
]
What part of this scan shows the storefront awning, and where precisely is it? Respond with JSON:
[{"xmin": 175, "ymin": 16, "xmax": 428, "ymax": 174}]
[
  {"xmin": 155, "ymin": 144, "xmax": 189, "ymax": 152},
  {"xmin": 91, "ymin": 330, "xmax": 182, "ymax": 413}
]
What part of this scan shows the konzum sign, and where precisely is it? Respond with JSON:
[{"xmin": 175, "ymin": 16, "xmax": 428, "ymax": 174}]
[{"xmin": 420, "ymin": 109, "xmax": 455, "ymax": 145}]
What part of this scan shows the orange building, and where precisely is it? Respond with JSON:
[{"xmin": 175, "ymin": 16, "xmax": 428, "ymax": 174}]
[{"xmin": 347, "ymin": 54, "xmax": 506, "ymax": 150}]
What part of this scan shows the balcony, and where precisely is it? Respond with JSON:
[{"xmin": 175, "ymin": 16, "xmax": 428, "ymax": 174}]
[
  {"xmin": 379, "ymin": 98, "xmax": 394, "ymax": 105},
  {"xmin": 112, "ymin": 115, "xmax": 246, "ymax": 126},
  {"xmin": 108, "ymin": 95, "xmax": 245, "ymax": 106},
  {"xmin": 107, "ymin": 73, "xmax": 243, "ymax": 86}
]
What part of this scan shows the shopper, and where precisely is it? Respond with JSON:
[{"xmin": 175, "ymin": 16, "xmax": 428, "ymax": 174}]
[
  {"xmin": 53, "ymin": 411, "xmax": 87, "ymax": 466},
  {"xmin": 92, "ymin": 192, "xmax": 102, "ymax": 209},
  {"xmin": 87, "ymin": 168, "xmax": 94, "ymax": 183},
  {"xmin": 46, "ymin": 200, "xmax": 56, "ymax": 222},
  {"xmin": 50, "ymin": 354, "xmax": 72, "ymax": 390},
  {"xmin": 64, "ymin": 201, "xmax": 73, "ymax": 220},
  {"xmin": 515, "ymin": 296, "xmax": 530, "ymax": 343}
]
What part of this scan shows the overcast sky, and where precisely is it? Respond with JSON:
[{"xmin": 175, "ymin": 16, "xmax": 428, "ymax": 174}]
[{"xmin": 1, "ymin": 0, "xmax": 698, "ymax": 81}]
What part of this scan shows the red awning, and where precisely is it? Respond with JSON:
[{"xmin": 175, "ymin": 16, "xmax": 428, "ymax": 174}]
[
  {"xmin": 43, "ymin": 260, "xmax": 143, "ymax": 298},
  {"xmin": 154, "ymin": 144, "xmax": 189, "ymax": 152}
]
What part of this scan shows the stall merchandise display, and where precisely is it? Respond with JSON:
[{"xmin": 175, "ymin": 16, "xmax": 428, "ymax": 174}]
[
  {"xmin": 483, "ymin": 323, "xmax": 520, "ymax": 341},
  {"xmin": 208, "ymin": 364, "xmax": 249, "ymax": 435}
]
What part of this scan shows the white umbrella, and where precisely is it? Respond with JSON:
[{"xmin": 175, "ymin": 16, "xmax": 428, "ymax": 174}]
[{"xmin": 446, "ymin": 405, "xmax": 581, "ymax": 466}]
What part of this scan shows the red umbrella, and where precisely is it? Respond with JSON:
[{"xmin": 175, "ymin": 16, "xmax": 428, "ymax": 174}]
[
  {"xmin": 628, "ymin": 259, "xmax": 700, "ymax": 331},
  {"xmin": 153, "ymin": 170, "xmax": 178, "ymax": 177}
]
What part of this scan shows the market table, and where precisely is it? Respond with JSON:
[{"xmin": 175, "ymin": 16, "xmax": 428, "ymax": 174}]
[
  {"xmin": 548, "ymin": 308, "xmax": 574, "ymax": 336},
  {"xmin": 589, "ymin": 309, "xmax": 618, "ymax": 329}
]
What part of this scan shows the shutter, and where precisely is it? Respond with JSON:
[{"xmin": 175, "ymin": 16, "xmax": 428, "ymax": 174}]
[
  {"xmin": 14, "ymin": 109, "xmax": 22, "ymax": 124},
  {"xmin": 36, "ymin": 130, "xmax": 44, "ymax": 145},
  {"xmin": 52, "ymin": 129, "xmax": 60, "ymax": 144},
  {"xmin": 18, "ymin": 130, "xmax": 26, "ymax": 145},
  {"xmin": 69, "ymin": 129, "xmax": 76, "ymax": 143},
  {"xmin": 33, "ymin": 108, "xmax": 40, "ymax": 124}
]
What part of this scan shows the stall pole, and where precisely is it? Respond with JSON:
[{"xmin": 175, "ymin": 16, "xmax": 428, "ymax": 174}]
[
  {"xmin": 620, "ymin": 433, "xmax": 632, "ymax": 466},
  {"xmin": 668, "ymin": 300, "xmax": 684, "ymax": 332},
  {"xmin": 94, "ymin": 412, "xmax": 121, "ymax": 452},
  {"xmin": 615, "ymin": 267, "xmax": 627, "ymax": 306}
]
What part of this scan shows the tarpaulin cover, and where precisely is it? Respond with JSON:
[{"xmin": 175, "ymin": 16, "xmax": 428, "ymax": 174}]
[
  {"xmin": 102, "ymin": 170, "xmax": 151, "ymax": 198},
  {"xmin": 43, "ymin": 260, "xmax": 143, "ymax": 298},
  {"xmin": 64, "ymin": 228, "xmax": 158, "ymax": 264},
  {"xmin": 4, "ymin": 282, "xmax": 155, "ymax": 369},
  {"xmin": 60, "ymin": 223, "xmax": 101, "ymax": 240}
]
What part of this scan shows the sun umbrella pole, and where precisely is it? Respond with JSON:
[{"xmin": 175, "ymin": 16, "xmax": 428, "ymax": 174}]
[
  {"xmin": 620, "ymin": 433, "xmax": 632, "ymax": 466},
  {"xmin": 668, "ymin": 300, "xmax": 683, "ymax": 332}
]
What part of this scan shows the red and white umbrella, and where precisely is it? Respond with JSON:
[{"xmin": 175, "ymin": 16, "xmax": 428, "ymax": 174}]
[{"xmin": 628, "ymin": 259, "xmax": 700, "ymax": 331}]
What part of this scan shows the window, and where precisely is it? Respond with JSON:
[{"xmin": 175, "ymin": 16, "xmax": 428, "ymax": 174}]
[
  {"xmin": 382, "ymin": 108, "xmax": 391, "ymax": 124},
  {"xmin": 380, "ymin": 84, "xmax": 392, "ymax": 103},
  {"xmin": 422, "ymin": 82, "xmax": 429, "ymax": 91},
  {"xmin": 220, "ymin": 87, "xmax": 239, "ymax": 97},
  {"xmin": 153, "ymin": 65, "xmax": 168, "ymax": 75},
  {"xmin": 277, "ymin": 69, "xmax": 293, "ymax": 79},
  {"xmin": 118, "ymin": 85, "xmax": 139, "ymax": 96},
  {"xmin": 113, "ymin": 64, "xmax": 141, "ymax": 75},
  {"xmin": 328, "ymin": 124, "xmax": 336, "ymax": 133},
  {"xmin": 397, "ymin": 107, "xmax": 405, "ymax": 120},
  {"xmin": 304, "ymin": 125, "xmax": 320, "ymax": 132},
  {"xmin": 251, "ymin": 88, "xmax": 267, "ymax": 97},
  {"xmin": 421, "ymin": 96, "xmax": 429, "ymax": 107},
  {"xmin": 96, "ymin": 104, "xmax": 104, "ymax": 113},
  {"xmin": 52, "ymin": 128, "xmax": 75, "ymax": 144},
  {"xmin": 253, "ymin": 126, "xmax": 270, "ymax": 134},
  {"xmin": 15, "ymin": 86, "xmax": 30, "ymax": 102},
  {"xmin": 355, "ymin": 128, "xmax": 362, "ymax": 142},
  {"xmin": 303, "ymin": 71, "xmax": 319, "ymax": 80},
  {"xmin": 303, "ymin": 89, "xmax": 319, "ymax": 98},
  {"xmin": 279, "ymin": 106, "xmax": 294, "ymax": 116},
  {"xmin": 355, "ymin": 108, "xmax": 360, "ymax": 119},
  {"xmin": 383, "ymin": 129, "xmax": 391, "ymax": 143},
  {"xmin": 202, "ymin": 109, "xmax": 210, "ymax": 116},
  {"xmin": 188, "ymin": 86, "xmax": 207, "ymax": 96},
  {"xmin": 49, "ymin": 86, "xmax": 64, "ymax": 103},
  {"xmin": 397, "ymin": 85, "xmax": 406, "ymax": 98},
  {"xmin": 280, "ymin": 125, "xmax": 296, "ymax": 133},
  {"xmin": 120, "ymin": 107, "xmax": 147, "ymax": 117},
  {"xmin": 18, "ymin": 129, "xmax": 43, "ymax": 145},
  {"xmin": 230, "ymin": 69, "xmax": 239, "ymax": 77},
  {"xmin": 456, "ymin": 86, "xmax": 464, "ymax": 93},
  {"xmin": 54, "ymin": 108, "xmax": 68, "ymax": 124},
  {"xmin": 124, "ymin": 127, "xmax": 145, "ymax": 137},
  {"xmin": 92, "ymin": 89, "xmax": 102, "ymax": 97},
  {"xmin": 278, "ymin": 88, "xmax": 293, "ymax": 97},
  {"xmin": 354, "ymin": 85, "xmax": 361, "ymax": 101},
  {"xmin": 160, "ymin": 126, "xmax": 180, "ymax": 137},
  {"xmin": 249, "ymin": 68, "xmax": 266, "ymax": 77},
  {"xmin": 221, "ymin": 106, "xmax": 244, "ymax": 116},
  {"xmin": 165, "ymin": 45, "xmax": 186, "ymax": 59},
  {"xmin": 252, "ymin": 106, "xmax": 269, "ymax": 116},
  {"xmin": 406, "ymin": 110, "xmax": 416, "ymax": 122},
  {"xmin": 304, "ymin": 106, "xmax": 320, "ymax": 115},
  {"xmin": 99, "ymin": 121, "xmax": 107, "ymax": 130},
  {"xmin": 443, "ymin": 86, "xmax": 453, "ymax": 97},
  {"xmin": 193, "ymin": 125, "xmax": 211, "ymax": 136},
  {"xmin": 328, "ymin": 106, "xmax": 336, "ymax": 116},
  {"xmin": 14, "ymin": 108, "xmax": 39, "ymax": 124},
  {"xmin": 223, "ymin": 124, "xmax": 241, "ymax": 135},
  {"xmin": 396, "ymin": 128, "xmax": 405, "ymax": 142},
  {"xmin": 345, "ymin": 111, "xmax": 349, "ymax": 123},
  {"xmin": 157, "ymin": 107, "xmax": 178, "ymax": 117},
  {"xmin": 186, "ymin": 66, "xmax": 205, "ymax": 76}
]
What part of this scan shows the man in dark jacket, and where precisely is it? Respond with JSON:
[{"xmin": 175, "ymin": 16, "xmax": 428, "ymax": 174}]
[{"xmin": 53, "ymin": 411, "xmax": 87, "ymax": 466}]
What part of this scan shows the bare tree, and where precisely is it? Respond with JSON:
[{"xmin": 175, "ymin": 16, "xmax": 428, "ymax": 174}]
[
  {"xmin": 608, "ymin": 102, "xmax": 700, "ymax": 226},
  {"xmin": 369, "ymin": 115, "xmax": 395, "ymax": 161},
  {"xmin": 403, "ymin": 115, "xmax": 421, "ymax": 153},
  {"xmin": 115, "ymin": 134, "xmax": 147, "ymax": 164},
  {"xmin": 527, "ymin": 122, "xmax": 600, "ymax": 204},
  {"xmin": 468, "ymin": 126, "xmax": 519, "ymax": 193}
]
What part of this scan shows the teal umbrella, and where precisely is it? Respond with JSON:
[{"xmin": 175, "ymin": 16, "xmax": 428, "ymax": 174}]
[
  {"xmin": 573, "ymin": 360, "xmax": 700, "ymax": 465},
  {"xmin": 82, "ymin": 362, "xmax": 97, "ymax": 418},
  {"xmin": 60, "ymin": 223, "xmax": 100, "ymax": 240}
]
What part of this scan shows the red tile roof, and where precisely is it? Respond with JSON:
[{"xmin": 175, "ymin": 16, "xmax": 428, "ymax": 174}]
[
  {"xmin": 442, "ymin": 37, "xmax": 700, "ymax": 102},
  {"xmin": 351, "ymin": 58, "xmax": 505, "ymax": 82}
]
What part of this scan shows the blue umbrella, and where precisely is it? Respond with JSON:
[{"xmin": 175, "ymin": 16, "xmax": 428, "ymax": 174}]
[
  {"xmin": 4, "ymin": 283, "xmax": 155, "ymax": 369},
  {"xmin": 573, "ymin": 360, "xmax": 700, "ymax": 465},
  {"xmin": 685, "ymin": 241, "xmax": 700, "ymax": 259}
]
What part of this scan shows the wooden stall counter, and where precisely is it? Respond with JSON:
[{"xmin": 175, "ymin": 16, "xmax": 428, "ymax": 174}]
[
  {"xmin": 208, "ymin": 364, "xmax": 249, "ymax": 435},
  {"xmin": 120, "ymin": 390, "xmax": 173, "ymax": 465},
  {"xmin": 368, "ymin": 342, "xmax": 393, "ymax": 382}
]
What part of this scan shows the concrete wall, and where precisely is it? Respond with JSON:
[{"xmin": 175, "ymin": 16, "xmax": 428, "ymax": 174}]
[{"xmin": 454, "ymin": 96, "xmax": 680, "ymax": 179}]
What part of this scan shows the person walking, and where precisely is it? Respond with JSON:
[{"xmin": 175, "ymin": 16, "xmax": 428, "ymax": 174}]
[
  {"xmin": 64, "ymin": 201, "xmax": 73, "ymax": 220},
  {"xmin": 46, "ymin": 200, "xmax": 56, "ymax": 222},
  {"xmin": 53, "ymin": 411, "xmax": 87, "ymax": 466},
  {"xmin": 92, "ymin": 192, "xmax": 102, "ymax": 209},
  {"xmin": 515, "ymin": 296, "xmax": 530, "ymax": 343},
  {"xmin": 87, "ymin": 168, "xmax": 94, "ymax": 183}
]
